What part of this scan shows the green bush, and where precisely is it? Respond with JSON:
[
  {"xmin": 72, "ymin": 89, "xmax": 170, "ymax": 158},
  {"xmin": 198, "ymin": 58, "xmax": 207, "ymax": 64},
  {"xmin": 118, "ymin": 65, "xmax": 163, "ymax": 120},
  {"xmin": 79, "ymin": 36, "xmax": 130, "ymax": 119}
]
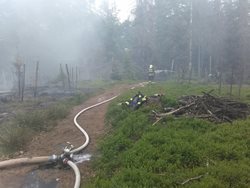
[
  {"xmin": 0, "ymin": 92, "xmax": 91, "ymax": 155},
  {"xmin": 86, "ymin": 83, "xmax": 250, "ymax": 188},
  {"xmin": 160, "ymin": 96, "xmax": 178, "ymax": 107},
  {"xmin": 67, "ymin": 93, "xmax": 89, "ymax": 106},
  {"xmin": 0, "ymin": 123, "xmax": 32, "ymax": 153},
  {"xmin": 46, "ymin": 104, "xmax": 69, "ymax": 120},
  {"xmin": 15, "ymin": 111, "xmax": 47, "ymax": 132}
]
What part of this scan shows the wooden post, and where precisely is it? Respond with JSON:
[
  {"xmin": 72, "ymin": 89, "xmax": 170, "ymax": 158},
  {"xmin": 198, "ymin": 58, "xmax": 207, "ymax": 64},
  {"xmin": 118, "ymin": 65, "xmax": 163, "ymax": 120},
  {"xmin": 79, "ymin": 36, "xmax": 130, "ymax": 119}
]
[
  {"xmin": 171, "ymin": 59, "xmax": 175, "ymax": 72},
  {"xmin": 218, "ymin": 72, "xmax": 222, "ymax": 94},
  {"xmin": 209, "ymin": 56, "xmax": 212, "ymax": 75},
  {"xmin": 34, "ymin": 61, "xmax": 39, "ymax": 97},
  {"xmin": 14, "ymin": 56, "xmax": 22, "ymax": 100},
  {"xmin": 60, "ymin": 64, "xmax": 65, "ymax": 89},
  {"xmin": 229, "ymin": 66, "xmax": 234, "ymax": 97},
  {"xmin": 21, "ymin": 64, "xmax": 25, "ymax": 102},
  {"xmin": 75, "ymin": 66, "xmax": 78, "ymax": 90},
  {"xmin": 65, "ymin": 64, "xmax": 71, "ymax": 90},
  {"xmin": 71, "ymin": 66, "xmax": 74, "ymax": 89},
  {"xmin": 18, "ymin": 66, "xmax": 21, "ymax": 100}
]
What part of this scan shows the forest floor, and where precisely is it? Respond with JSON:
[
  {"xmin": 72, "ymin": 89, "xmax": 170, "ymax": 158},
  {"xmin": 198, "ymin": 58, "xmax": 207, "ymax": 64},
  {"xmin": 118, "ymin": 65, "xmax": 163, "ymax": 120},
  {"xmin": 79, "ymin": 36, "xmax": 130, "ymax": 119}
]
[{"xmin": 0, "ymin": 83, "xmax": 143, "ymax": 188}]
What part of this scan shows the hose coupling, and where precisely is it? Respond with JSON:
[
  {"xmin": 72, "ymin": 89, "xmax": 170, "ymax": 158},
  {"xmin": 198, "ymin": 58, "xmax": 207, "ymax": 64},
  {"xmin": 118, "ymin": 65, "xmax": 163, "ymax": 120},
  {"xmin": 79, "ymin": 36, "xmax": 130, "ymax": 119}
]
[{"xmin": 48, "ymin": 154, "xmax": 59, "ymax": 162}]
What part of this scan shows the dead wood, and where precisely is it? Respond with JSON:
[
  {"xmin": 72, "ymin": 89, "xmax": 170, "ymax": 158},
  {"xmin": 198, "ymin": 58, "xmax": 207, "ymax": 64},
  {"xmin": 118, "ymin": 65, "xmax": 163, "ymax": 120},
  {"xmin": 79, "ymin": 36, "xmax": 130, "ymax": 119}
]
[
  {"xmin": 179, "ymin": 174, "xmax": 206, "ymax": 185},
  {"xmin": 152, "ymin": 92, "xmax": 249, "ymax": 124}
]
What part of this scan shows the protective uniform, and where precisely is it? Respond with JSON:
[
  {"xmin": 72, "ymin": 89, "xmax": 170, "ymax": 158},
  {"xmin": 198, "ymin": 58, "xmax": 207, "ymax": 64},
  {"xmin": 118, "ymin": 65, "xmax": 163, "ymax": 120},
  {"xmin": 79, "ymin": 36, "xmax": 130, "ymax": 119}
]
[
  {"xmin": 124, "ymin": 92, "xmax": 147, "ymax": 110},
  {"xmin": 148, "ymin": 64, "xmax": 155, "ymax": 81}
]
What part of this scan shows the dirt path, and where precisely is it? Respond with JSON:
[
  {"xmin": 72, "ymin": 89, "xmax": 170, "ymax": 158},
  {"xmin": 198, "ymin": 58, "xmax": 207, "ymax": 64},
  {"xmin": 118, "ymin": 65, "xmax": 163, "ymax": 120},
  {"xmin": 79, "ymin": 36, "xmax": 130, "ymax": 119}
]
[{"xmin": 0, "ymin": 84, "xmax": 143, "ymax": 188}]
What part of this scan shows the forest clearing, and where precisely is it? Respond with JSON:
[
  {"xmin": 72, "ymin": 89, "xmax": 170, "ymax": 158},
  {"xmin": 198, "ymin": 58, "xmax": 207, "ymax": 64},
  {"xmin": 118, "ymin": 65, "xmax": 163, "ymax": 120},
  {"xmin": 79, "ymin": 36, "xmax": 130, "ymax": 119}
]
[
  {"xmin": 0, "ymin": 0, "xmax": 249, "ymax": 187},
  {"xmin": 0, "ymin": 82, "xmax": 249, "ymax": 187}
]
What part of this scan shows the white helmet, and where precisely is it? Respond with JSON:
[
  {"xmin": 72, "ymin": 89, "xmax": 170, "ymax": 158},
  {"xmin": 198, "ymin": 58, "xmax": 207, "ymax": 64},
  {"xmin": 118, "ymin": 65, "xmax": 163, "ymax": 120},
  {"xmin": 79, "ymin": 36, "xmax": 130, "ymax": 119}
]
[{"xmin": 149, "ymin": 65, "xmax": 153, "ymax": 68}]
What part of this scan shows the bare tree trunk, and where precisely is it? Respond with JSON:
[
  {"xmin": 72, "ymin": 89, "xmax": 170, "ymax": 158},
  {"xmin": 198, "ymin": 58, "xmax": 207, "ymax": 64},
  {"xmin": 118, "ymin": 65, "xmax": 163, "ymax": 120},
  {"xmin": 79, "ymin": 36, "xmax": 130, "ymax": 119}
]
[
  {"xmin": 188, "ymin": 0, "xmax": 193, "ymax": 83},
  {"xmin": 198, "ymin": 44, "xmax": 201, "ymax": 78},
  {"xmin": 229, "ymin": 66, "xmax": 234, "ymax": 97},
  {"xmin": 75, "ymin": 66, "xmax": 78, "ymax": 89},
  {"xmin": 71, "ymin": 67, "xmax": 74, "ymax": 89},
  {"xmin": 171, "ymin": 59, "xmax": 175, "ymax": 72},
  {"xmin": 18, "ymin": 67, "xmax": 21, "ymax": 100},
  {"xmin": 60, "ymin": 64, "xmax": 65, "ymax": 89},
  {"xmin": 238, "ymin": 0, "xmax": 248, "ymax": 97},
  {"xmin": 209, "ymin": 56, "xmax": 212, "ymax": 75},
  {"xmin": 21, "ymin": 64, "xmax": 25, "ymax": 102},
  {"xmin": 65, "ymin": 64, "xmax": 71, "ymax": 90},
  {"xmin": 218, "ymin": 72, "xmax": 222, "ymax": 94},
  {"xmin": 238, "ymin": 68, "xmax": 244, "ymax": 98},
  {"xmin": 34, "ymin": 61, "xmax": 39, "ymax": 98}
]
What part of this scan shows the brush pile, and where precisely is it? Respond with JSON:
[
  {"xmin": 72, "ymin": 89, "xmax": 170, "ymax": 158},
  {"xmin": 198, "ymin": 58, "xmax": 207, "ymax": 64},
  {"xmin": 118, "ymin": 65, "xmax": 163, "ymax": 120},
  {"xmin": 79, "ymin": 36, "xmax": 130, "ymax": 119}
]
[{"xmin": 153, "ymin": 91, "xmax": 250, "ymax": 124}]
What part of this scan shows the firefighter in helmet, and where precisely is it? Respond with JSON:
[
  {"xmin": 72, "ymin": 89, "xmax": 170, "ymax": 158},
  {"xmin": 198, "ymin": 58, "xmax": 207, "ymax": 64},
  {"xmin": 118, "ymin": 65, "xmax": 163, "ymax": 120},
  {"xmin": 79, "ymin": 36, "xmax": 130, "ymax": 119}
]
[
  {"xmin": 148, "ymin": 64, "xmax": 155, "ymax": 81},
  {"xmin": 124, "ymin": 92, "xmax": 147, "ymax": 110}
]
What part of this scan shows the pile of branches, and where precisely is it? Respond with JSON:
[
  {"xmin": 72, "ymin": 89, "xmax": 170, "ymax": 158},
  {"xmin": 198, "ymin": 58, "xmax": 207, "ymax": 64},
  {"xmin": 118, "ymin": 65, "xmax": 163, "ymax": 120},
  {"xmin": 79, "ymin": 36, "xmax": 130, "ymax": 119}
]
[{"xmin": 153, "ymin": 91, "xmax": 250, "ymax": 125}]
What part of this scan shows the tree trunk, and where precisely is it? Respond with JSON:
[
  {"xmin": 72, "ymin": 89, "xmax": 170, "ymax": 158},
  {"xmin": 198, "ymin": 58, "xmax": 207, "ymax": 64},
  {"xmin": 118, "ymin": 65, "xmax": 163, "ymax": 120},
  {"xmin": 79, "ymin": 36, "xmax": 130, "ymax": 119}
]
[
  {"xmin": 65, "ymin": 64, "xmax": 71, "ymax": 90},
  {"xmin": 229, "ymin": 66, "xmax": 234, "ymax": 97},
  {"xmin": 71, "ymin": 67, "xmax": 74, "ymax": 89},
  {"xmin": 209, "ymin": 56, "xmax": 212, "ymax": 75},
  {"xmin": 198, "ymin": 44, "xmax": 201, "ymax": 78},
  {"xmin": 60, "ymin": 64, "xmax": 65, "ymax": 89},
  {"xmin": 21, "ymin": 64, "xmax": 25, "ymax": 102},
  {"xmin": 238, "ymin": 68, "xmax": 244, "ymax": 98},
  {"xmin": 75, "ymin": 66, "xmax": 78, "ymax": 90},
  {"xmin": 188, "ymin": 0, "xmax": 193, "ymax": 83},
  {"xmin": 34, "ymin": 61, "xmax": 39, "ymax": 98},
  {"xmin": 218, "ymin": 72, "xmax": 222, "ymax": 94}
]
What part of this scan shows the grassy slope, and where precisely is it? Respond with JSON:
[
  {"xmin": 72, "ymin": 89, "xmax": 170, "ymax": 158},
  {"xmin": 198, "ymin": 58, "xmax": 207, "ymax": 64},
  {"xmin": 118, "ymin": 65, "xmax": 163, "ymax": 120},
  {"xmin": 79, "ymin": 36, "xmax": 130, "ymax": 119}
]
[
  {"xmin": 0, "ymin": 93, "xmax": 90, "ymax": 155},
  {"xmin": 86, "ymin": 83, "xmax": 250, "ymax": 188},
  {"xmin": 0, "ymin": 80, "xmax": 128, "ymax": 155}
]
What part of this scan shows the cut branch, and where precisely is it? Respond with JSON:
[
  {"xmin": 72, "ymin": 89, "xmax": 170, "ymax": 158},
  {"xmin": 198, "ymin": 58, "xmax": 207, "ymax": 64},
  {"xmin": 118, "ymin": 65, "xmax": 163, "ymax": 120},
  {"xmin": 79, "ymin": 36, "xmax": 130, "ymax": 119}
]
[
  {"xmin": 156, "ymin": 102, "xmax": 195, "ymax": 117},
  {"xmin": 180, "ymin": 174, "xmax": 205, "ymax": 185}
]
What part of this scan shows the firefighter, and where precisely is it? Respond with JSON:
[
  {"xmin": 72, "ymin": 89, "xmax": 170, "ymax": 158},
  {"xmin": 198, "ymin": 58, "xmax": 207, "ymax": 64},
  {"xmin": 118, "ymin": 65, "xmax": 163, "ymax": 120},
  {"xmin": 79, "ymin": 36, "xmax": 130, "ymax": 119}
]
[
  {"xmin": 124, "ymin": 92, "xmax": 147, "ymax": 110},
  {"xmin": 148, "ymin": 64, "xmax": 155, "ymax": 81}
]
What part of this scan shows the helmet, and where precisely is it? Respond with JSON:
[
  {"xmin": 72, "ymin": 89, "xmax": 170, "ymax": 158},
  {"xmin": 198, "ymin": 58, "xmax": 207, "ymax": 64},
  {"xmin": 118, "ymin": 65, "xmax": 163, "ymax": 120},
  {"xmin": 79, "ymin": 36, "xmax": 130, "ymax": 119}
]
[{"xmin": 149, "ymin": 65, "xmax": 153, "ymax": 68}]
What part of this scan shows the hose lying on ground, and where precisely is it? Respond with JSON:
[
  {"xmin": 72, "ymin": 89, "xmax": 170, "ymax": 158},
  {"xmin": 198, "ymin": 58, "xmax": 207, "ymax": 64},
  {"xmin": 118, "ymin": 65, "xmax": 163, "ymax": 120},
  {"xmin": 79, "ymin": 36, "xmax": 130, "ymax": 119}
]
[
  {"xmin": 0, "ymin": 95, "xmax": 118, "ymax": 188},
  {"xmin": 0, "ymin": 156, "xmax": 52, "ymax": 169},
  {"xmin": 65, "ymin": 95, "xmax": 118, "ymax": 188},
  {"xmin": 70, "ymin": 95, "xmax": 118, "ymax": 154},
  {"xmin": 66, "ymin": 160, "xmax": 81, "ymax": 188}
]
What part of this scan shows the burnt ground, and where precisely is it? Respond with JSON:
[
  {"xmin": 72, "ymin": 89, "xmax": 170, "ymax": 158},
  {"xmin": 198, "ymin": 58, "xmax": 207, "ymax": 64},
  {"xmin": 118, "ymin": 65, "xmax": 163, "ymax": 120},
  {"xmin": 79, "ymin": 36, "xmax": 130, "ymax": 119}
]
[{"xmin": 0, "ymin": 83, "xmax": 146, "ymax": 188}]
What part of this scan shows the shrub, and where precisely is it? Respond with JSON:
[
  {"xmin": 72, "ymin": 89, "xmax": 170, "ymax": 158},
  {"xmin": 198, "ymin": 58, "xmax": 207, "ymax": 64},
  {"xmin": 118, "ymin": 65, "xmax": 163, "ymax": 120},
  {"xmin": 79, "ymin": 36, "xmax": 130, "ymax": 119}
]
[
  {"xmin": 0, "ymin": 123, "xmax": 32, "ymax": 153},
  {"xmin": 46, "ymin": 104, "xmax": 69, "ymax": 120},
  {"xmin": 86, "ymin": 83, "xmax": 250, "ymax": 188},
  {"xmin": 0, "ymin": 89, "xmax": 92, "ymax": 156},
  {"xmin": 67, "ymin": 93, "xmax": 89, "ymax": 106},
  {"xmin": 15, "ymin": 111, "xmax": 47, "ymax": 132}
]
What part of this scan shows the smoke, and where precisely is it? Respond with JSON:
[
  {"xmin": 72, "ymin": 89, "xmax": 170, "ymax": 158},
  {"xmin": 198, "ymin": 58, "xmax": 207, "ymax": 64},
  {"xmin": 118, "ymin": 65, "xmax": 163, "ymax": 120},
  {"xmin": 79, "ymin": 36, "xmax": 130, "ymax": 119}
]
[{"xmin": 0, "ymin": 0, "xmax": 101, "ymax": 82}]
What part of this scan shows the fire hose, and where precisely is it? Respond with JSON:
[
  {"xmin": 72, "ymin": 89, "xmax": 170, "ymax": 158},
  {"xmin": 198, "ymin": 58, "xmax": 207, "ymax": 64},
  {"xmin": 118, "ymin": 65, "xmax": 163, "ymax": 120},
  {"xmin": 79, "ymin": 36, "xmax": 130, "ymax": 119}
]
[{"xmin": 0, "ymin": 95, "xmax": 118, "ymax": 188}]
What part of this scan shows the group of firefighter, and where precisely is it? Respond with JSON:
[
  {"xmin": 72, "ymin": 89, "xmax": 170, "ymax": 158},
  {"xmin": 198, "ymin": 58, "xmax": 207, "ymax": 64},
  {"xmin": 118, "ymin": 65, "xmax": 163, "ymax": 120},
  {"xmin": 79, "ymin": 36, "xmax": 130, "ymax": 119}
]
[{"xmin": 124, "ymin": 64, "xmax": 155, "ymax": 109}]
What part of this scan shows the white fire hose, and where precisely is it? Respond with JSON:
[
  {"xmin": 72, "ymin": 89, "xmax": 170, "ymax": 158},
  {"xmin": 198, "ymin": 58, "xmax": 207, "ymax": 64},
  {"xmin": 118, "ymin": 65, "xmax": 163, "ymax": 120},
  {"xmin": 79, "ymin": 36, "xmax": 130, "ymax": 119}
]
[
  {"xmin": 0, "ymin": 95, "xmax": 118, "ymax": 188},
  {"xmin": 67, "ymin": 95, "xmax": 118, "ymax": 188}
]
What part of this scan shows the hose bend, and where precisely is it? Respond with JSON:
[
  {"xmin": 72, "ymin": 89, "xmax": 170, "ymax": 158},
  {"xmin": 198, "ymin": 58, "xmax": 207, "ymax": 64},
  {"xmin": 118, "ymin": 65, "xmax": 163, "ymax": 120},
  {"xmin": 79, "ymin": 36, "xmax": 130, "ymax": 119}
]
[
  {"xmin": 67, "ymin": 95, "xmax": 118, "ymax": 188},
  {"xmin": 67, "ymin": 160, "xmax": 81, "ymax": 188},
  {"xmin": 70, "ymin": 95, "xmax": 118, "ymax": 154},
  {"xmin": 0, "ymin": 95, "xmax": 119, "ymax": 188}
]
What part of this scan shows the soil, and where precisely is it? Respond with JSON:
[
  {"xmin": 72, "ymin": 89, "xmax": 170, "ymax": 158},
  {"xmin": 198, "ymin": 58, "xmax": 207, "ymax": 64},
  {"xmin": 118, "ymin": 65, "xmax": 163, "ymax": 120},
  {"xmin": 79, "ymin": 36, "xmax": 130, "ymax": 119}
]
[{"xmin": 0, "ymin": 83, "xmax": 147, "ymax": 188}]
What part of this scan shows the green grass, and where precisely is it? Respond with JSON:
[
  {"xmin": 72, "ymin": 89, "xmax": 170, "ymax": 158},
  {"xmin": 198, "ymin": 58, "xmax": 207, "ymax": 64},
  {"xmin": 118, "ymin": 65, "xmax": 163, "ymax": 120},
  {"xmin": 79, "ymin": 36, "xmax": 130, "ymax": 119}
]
[
  {"xmin": 86, "ymin": 82, "xmax": 250, "ymax": 188},
  {"xmin": 0, "ymin": 123, "xmax": 32, "ymax": 153},
  {"xmin": 0, "ymin": 80, "xmax": 130, "ymax": 155},
  {"xmin": 0, "ymin": 93, "xmax": 90, "ymax": 155}
]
